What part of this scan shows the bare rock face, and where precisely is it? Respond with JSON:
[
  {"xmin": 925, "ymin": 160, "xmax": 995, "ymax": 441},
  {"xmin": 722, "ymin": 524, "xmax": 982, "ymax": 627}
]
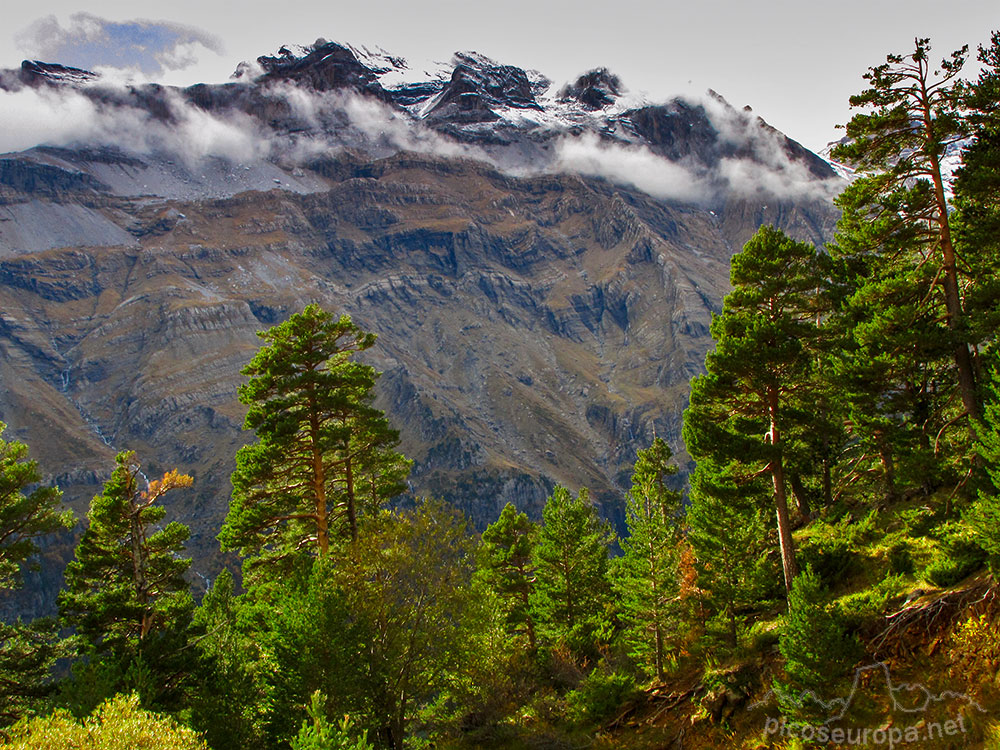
[{"xmin": 0, "ymin": 39, "xmax": 842, "ymax": 599}]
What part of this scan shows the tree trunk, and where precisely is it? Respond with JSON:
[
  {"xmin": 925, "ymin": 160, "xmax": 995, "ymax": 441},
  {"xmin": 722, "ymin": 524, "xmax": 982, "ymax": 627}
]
[
  {"xmin": 920, "ymin": 76, "xmax": 980, "ymax": 423},
  {"xmin": 309, "ymin": 392, "xmax": 329, "ymax": 557},
  {"xmin": 789, "ymin": 472, "xmax": 812, "ymax": 519},
  {"xmin": 345, "ymin": 450, "xmax": 358, "ymax": 542},
  {"xmin": 768, "ymin": 386, "xmax": 798, "ymax": 594}
]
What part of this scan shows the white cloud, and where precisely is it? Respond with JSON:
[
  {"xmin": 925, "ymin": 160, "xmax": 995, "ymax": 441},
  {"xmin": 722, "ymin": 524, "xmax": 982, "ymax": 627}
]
[{"xmin": 551, "ymin": 132, "xmax": 712, "ymax": 203}]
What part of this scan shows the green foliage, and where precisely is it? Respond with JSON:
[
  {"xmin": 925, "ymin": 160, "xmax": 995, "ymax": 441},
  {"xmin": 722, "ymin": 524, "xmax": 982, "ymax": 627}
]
[
  {"xmin": 684, "ymin": 225, "xmax": 827, "ymax": 593},
  {"xmin": 886, "ymin": 541, "xmax": 915, "ymax": 575},
  {"xmin": 967, "ymin": 350, "xmax": 1000, "ymax": 576},
  {"xmin": 530, "ymin": 485, "xmax": 613, "ymax": 658},
  {"xmin": 838, "ymin": 574, "xmax": 907, "ymax": 628},
  {"xmin": 565, "ymin": 669, "xmax": 637, "ymax": 726},
  {"xmin": 2, "ymin": 692, "xmax": 207, "ymax": 749},
  {"xmin": 291, "ymin": 692, "xmax": 373, "ymax": 750},
  {"xmin": 830, "ymin": 37, "xmax": 990, "ymax": 499},
  {"xmin": 58, "ymin": 453, "xmax": 195, "ymax": 710},
  {"xmin": 479, "ymin": 503, "xmax": 538, "ymax": 651},
  {"xmin": 0, "ymin": 422, "xmax": 73, "ymax": 591},
  {"xmin": 220, "ymin": 304, "xmax": 410, "ymax": 578},
  {"xmin": 0, "ymin": 423, "xmax": 75, "ymax": 725},
  {"xmin": 685, "ymin": 460, "xmax": 775, "ymax": 649},
  {"xmin": 263, "ymin": 499, "xmax": 479, "ymax": 750},
  {"xmin": 777, "ymin": 567, "xmax": 860, "ymax": 714},
  {"xmin": 615, "ymin": 437, "xmax": 683, "ymax": 679},
  {"xmin": 189, "ymin": 570, "xmax": 273, "ymax": 750}
]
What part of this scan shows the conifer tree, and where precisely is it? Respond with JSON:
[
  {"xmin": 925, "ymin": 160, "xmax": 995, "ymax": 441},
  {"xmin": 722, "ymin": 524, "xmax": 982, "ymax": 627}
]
[
  {"xmin": 615, "ymin": 438, "xmax": 683, "ymax": 680},
  {"xmin": 220, "ymin": 305, "xmax": 410, "ymax": 578},
  {"xmin": 683, "ymin": 225, "xmax": 825, "ymax": 593},
  {"xmin": 479, "ymin": 502, "xmax": 538, "ymax": 651},
  {"xmin": 59, "ymin": 452, "xmax": 194, "ymax": 707},
  {"xmin": 685, "ymin": 460, "xmax": 773, "ymax": 648},
  {"xmin": 530, "ymin": 485, "xmax": 613, "ymax": 655},
  {"xmin": 0, "ymin": 423, "xmax": 74, "ymax": 724},
  {"xmin": 777, "ymin": 566, "xmax": 858, "ymax": 713},
  {"xmin": 833, "ymin": 37, "xmax": 985, "ymax": 430}
]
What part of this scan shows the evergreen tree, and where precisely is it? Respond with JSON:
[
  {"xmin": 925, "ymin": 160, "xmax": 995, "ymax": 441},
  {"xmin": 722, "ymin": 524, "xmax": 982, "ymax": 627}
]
[
  {"xmin": 530, "ymin": 485, "xmax": 613, "ymax": 655},
  {"xmin": 683, "ymin": 225, "xmax": 825, "ymax": 593},
  {"xmin": 220, "ymin": 305, "xmax": 410, "ymax": 579},
  {"xmin": 59, "ymin": 452, "xmax": 194, "ymax": 708},
  {"xmin": 189, "ymin": 570, "xmax": 272, "ymax": 750},
  {"xmin": 685, "ymin": 460, "xmax": 774, "ymax": 649},
  {"xmin": 777, "ymin": 566, "xmax": 859, "ymax": 714},
  {"xmin": 832, "ymin": 37, "xmax": 985, "ymax": 433},
  {"xmin": 479, "ymin": 503, "xmax": 538, "ymax": 651},
  {"xmin": 0, "ymin": 423, "xmax": 74, "ymax": 724},
  {"xmin": 615, "ymin": 437, "xmax": 683, "ymax": 680}
]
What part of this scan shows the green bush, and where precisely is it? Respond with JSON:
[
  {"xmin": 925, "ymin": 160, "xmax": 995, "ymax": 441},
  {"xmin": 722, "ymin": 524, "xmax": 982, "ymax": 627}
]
[
  {"xmin": 566, "ymin": 670, "xmax": 637, "ymax": 725},
  {"xmin": 887, "ymin": 541, "xmax": 915, "ymax": 575},
  {"xmin": 922, "ymin": 522, "xmax": 987, "ymax": 587},
  {"xmin": 779, "ymin": 568, "xmax": 860, "ymax": 698},
  {"xmin": 291, "ymin": 692, "xmax": 372, "ymax": 750},
  {"xmin": 2, "ymin": 693, "xmax": 206, "ymax": 749},
  {"xmin": 838, "ymin": 574, "xmax": 907, "ymax": 628}
]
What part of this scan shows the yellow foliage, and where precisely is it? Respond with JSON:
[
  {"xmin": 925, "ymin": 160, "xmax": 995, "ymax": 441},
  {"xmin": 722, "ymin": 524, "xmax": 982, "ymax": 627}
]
[
  {"xmin": 949, "ymin": 612, "xmax": 1000, "ymax": 693},
  {"xmin": 2, "ymin": 693, "xmax": 207, "ymax": 750},
  {"xmin": 141, "ymin": 469, "xmax": 194, "ymax": 503}
]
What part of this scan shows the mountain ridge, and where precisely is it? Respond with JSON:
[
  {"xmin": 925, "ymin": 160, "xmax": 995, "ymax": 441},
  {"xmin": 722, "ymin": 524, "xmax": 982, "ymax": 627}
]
[{"xmin": 0, "ymin": 39, "xmax": 841, "ymax": 591}]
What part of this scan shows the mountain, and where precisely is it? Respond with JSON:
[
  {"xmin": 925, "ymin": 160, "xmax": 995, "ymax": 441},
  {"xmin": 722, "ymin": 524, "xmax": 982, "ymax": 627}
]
[{"xmin": 0, "ymin": 39, "xmax": 841, "ymax": 589}]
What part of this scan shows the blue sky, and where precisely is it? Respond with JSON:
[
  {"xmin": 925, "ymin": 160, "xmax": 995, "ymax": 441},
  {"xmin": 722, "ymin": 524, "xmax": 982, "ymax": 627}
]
[{"xmin": 4, "ymin": 0, "xmax": 998, "ymax": 151}]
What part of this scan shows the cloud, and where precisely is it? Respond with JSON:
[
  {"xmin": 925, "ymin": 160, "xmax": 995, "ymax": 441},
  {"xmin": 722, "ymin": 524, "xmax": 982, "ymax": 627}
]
[
  {"xmin": 0, "ymin": 85, "xmax": 262, "ymax": 167},
  {"xmin": 16, "ymin": 13, "xmax": 224, "ymax": 76},
  {"xmin": 551, "ymin": 132, "xmax": 712, "ymax": 203}
]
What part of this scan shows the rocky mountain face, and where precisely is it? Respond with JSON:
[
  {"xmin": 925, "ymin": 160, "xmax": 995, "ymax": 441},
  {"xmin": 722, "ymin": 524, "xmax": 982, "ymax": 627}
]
[{"xmin": 0, "ymin": 39, "xmax": 840, "ymax": 592}]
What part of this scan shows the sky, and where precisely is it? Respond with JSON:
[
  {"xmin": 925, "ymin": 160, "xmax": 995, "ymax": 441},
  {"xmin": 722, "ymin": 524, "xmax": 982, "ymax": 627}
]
[{"xmin": 2, "ymin": 1, "xmax": 998, "ymax": 152}]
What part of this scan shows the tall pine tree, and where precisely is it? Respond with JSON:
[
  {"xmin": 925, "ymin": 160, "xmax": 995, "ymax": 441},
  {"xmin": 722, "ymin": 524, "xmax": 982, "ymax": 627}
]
[
  {"xmin": 615, "ymin": 438, "xmax": 683, "ymax": 680},
  {"xmin": 220, "ymin": 305, "xmax": 410, "ymax": 579},
  {"xmin": 59, "ymin": 452, "xmax": 194, "ymax": 708},
  {"xmin": 683, "ymin": 226, "xmax": 825, "ymax": 593},
  {"xmin": 530, "ymin": 485, "xmax": 613, "ymax": 656},
  {"xmin": 0, "ymin": 423, "xmax": 74, "ymax": 724},
  {"xmin": 479, "ymin": 502, "xmax": 538, "ymax": 652}
]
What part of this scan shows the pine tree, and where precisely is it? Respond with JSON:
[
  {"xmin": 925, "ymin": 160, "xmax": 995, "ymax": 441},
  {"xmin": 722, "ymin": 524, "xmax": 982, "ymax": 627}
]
[
  {"xmin": 685, "ymin": 460, "xmax": 774, "ymax": 649},
  {"xmin": 59, "ymin": 452, "xmax": 194, "ymax": 708},
  {"xmin": 683, "ymin": 225, "xmax": 825, "ymax": 593},
  {"xmin": 479, "ymin": 502, "xmax": 538, "ymax": 651},
  {"xmin": 777, "ymin": 566, "xmax": 858, "ymax": 714},
  {"xmin": 0, "ymin": 423, "xmax": 74, "ymax": 724},
  {"xmin": 615, "ymin": 438, "xmax": 683, "ymax": 680},
  {"xmin": 220, "ymin": 305, "xmax": 410, "ymax": 579},
  {"xmin": 530, "ymin": 485, "xmax": 613, "ymax": 655},
  {"xmin": 832, "ymin": 37, "xmax": 984, "ymax": 432}
]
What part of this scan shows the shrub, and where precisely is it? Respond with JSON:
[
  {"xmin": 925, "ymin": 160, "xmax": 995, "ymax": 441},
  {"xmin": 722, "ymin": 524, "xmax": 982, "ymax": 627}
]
[
  {"xmin": 923, "ymin": 523, "xmax": 987, "ymax": 587},
  {"xmin": 566, "ymin": 669, "xmax": 637, "ymax": 725},
  {"xmin": 291, "ymin": 692, "xmax": 373, "ymax": 750},
  {"xmin": 778, "ymin": 567, "xmax": 860, "ymax": 703},
  {"xmin": 949, "ymin": 614, "xmax": 1000, "ymax": 694},
  {"xmin": 887, "ymin": 541, "xmax": 915, "ymax": 575},
  {"xmin": 2, "ymin": 693, "xmax": 207, "ymax": 749}
]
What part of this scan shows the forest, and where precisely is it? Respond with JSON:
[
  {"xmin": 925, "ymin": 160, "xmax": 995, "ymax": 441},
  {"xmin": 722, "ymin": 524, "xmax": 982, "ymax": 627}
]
[{"xmin": 0, "ymin": 33, "xmax": 999, "ymax": 749}]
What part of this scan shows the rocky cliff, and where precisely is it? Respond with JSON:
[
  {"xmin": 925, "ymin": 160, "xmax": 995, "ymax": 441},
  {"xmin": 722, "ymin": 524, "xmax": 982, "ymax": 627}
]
[{"xmin": 0, "ymin": 39, "xmax": 841, "ymax": 588}]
